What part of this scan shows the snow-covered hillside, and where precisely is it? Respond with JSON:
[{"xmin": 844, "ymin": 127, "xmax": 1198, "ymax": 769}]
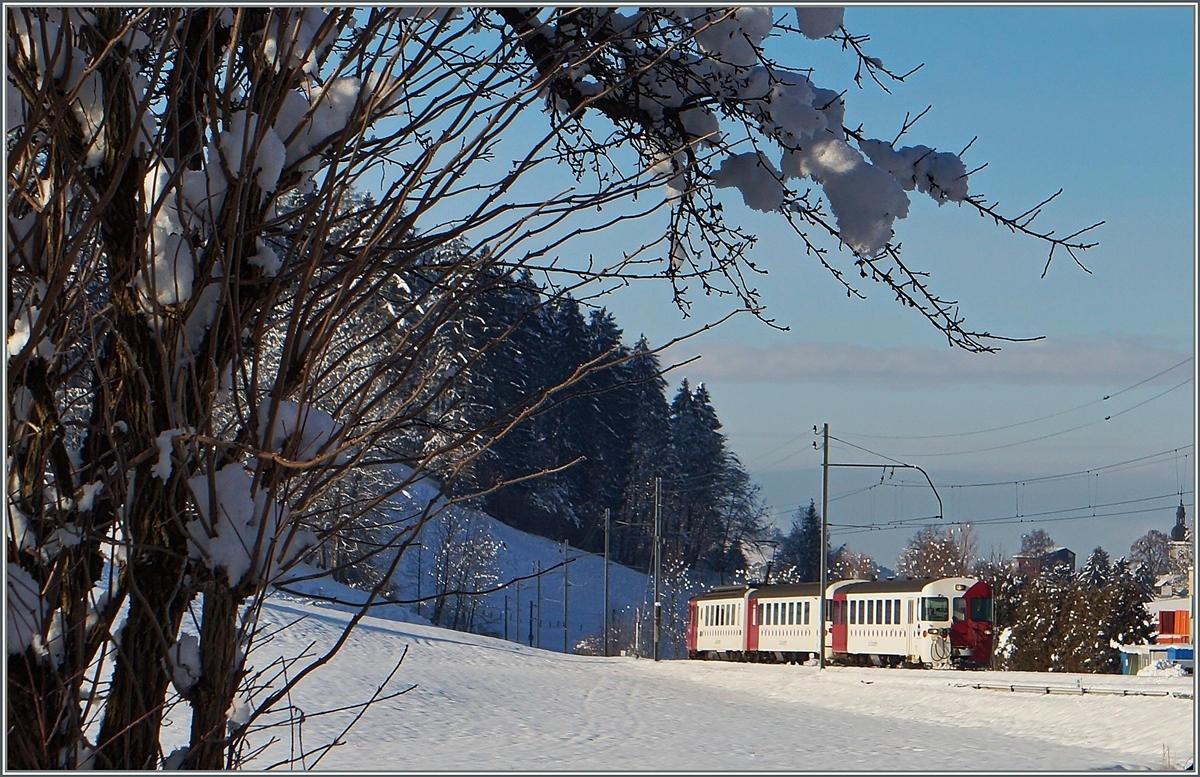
[
  {"xmin": 286, "ymin": 465, "xmax": 662, "ymax": 654},
  {"xmin": 193, "ymin": 582, "xmax": 1195, "ymax": 771}
]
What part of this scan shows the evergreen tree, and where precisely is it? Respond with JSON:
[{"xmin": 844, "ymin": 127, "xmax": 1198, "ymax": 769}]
[
  {"xmin": 667, "ymin": 379, "xmax": 728, "ymax": 568},
  {"xmin": 523, "ymin": 296, "xmax": 592, "ymax": 537},
  {"xmin": 570, "ymin": 308, "xmax": 637, "ymax": 551},
  {"xmin": 1107, "ymin": 558, "xmax": 1156, "ymax": 649},
  {"xmin": 1078, "ymin": 546, "xmax": 1113, "ymax": 588},
  {"xmin": 615, "ymin": 337, "xmax": 674, "ymax": 568},
  {"xmin": 705, "ymin": 458, "xmax": 770, "ymax": 583},
  {"xmin": 778, "ymin": 500, "xmax": 822, "ymax": 582}
]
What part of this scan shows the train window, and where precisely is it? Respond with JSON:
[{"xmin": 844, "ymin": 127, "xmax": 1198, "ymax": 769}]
[
  {"xmin": 876, "ymin": 599, "xmax": 883, "ymax": 624},
  {"xmin": 895, "ymin": 599, "xmax": 902, "ymax": 624},
  {"xmin": 788, "ymin": 602, "xmax": 794, "ymax": 625},
  {"xmin": 921, "ymin": 596, "xmax": 949, "ymax": 621},
  {"xmin": 865, "ymin": 600, "xmax": 872, "ymax": 625},
  {"xmin": 757, "ymin": 603, "xmax": 764, "ymax": 625},
  {"xmin": 953, "ymin": 597, "xmax": 966, "ymax": 622},
  {"xmin": 804, "ymin": 601, "xmax": 810, "ymax": 624},
  {"xmin": 884, "ymin": 600, "xmax": 891, "ymax": 625},
  {"xmin": 907, "ymin": 599, "xmax": 914, "ymax": 624},
  {"xmin": 970, "ymin": 596, "xmax": 993, "ymax": 622}
]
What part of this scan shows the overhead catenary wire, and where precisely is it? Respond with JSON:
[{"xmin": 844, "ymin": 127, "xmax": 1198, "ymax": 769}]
[
  {"xmin": 831, "ymin": 494, "xmax": 1195, "ymax": 536},
  {"xmin": 829, "ymin": 489, "xmax": 1194, "ymax": 531},
  {"xmin": 836, "ymin": 356, "xmax": 1193, "ymax": 442},
  {"xmin": 752, "ymin": 444, "xmax": 1193, "ymax": 526}
]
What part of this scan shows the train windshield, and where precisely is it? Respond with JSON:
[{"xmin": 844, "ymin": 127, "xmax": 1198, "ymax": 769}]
[
  {"xmin": 970, "ymin": 596, "xmax": 993, "ymax": 622},
  {"xmin": 921, "ymin": 596, "xmax": 949, "ymax": 621}
]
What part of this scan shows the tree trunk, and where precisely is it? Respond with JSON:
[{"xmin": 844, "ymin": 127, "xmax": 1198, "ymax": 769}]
[{"xmin": 184, "ymin": 582, "xmax": 240, "ymax": 769}]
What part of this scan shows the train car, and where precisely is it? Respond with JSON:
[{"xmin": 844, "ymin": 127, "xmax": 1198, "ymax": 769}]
[
  {"xmin": 686, "ymin": 584, "xmax": 752, "ymax": 660},
  {"xmin": 747, "ymin": 582, "xmax": 821, "ymax": 663},
  {"xmin": 686, "ymin": 577, "xmax": 993, "ymax": 668},
  {"xmin": 829, "ymin": 577, "xmax": 993, "ymax": 667},
  {"xmin": 745, "ymin": 580, "xmax": 864, "ymax": 664}
]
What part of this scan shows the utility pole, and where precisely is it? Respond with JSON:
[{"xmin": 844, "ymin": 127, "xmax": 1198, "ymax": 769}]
[
  {"xmin": 504, "ymin": 595, "xmax": 509, "ymax": 641},
  {"xmin": 535, "ymin": 560, "xmax": 542, "ymax": 649},
  {"xmin": 634, "ymin": 606, "xmax": 641, "ymax": 658},
  {"xmin": 814, "ymin": 422, "xmax": 943, "ymax": 672},
  {"xmin": 515, "ymin": 582, "xmax": 521, "ymax": 645},
  {"xmin": 563, "ymin": 539, "xmax": 570, "ymax": 654},
  {"xmin": 819, "ymin": 422, "xmax": 829, "ymax": 671},
  {"xmin": 603, "ymin": 508, "xmax": 611, "ymax": 658},
  {"xmin": 653, "ymin": 476, "xmax": 662, "ymax": 662},
  {"xmin": 415, "ymin": 542, "xmax": 423, "ymax": 619}
]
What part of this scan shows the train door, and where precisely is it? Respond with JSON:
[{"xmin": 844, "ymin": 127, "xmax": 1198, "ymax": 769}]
[
  {"xmin": 747, "ymin": 596, "xmax": 760, "ymax": 652},
  {"xmin": 956, "ymin": 580, "xmax": 993, "ymax": 665},
  {"xmin": 686, "ymin": 600, "xmax": 699, "ymax": 657},
  {"xmin": 831, "ymin": 593, "xmax": 847, "ymax": 653},
  {"xmin": 904, "ymin": 598, "xmax": 914, "ymax": 660}
]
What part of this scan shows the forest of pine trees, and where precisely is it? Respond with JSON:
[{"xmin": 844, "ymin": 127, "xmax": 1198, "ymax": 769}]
[{"xmin": 369, "ymin": 256, "xmax": 771, "ymax": 578}]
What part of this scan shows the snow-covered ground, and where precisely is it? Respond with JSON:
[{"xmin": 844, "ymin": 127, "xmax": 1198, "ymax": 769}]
[
  {"xmin": 215, "ymin": 470, "xmax": 1193, "ymax": 771},
  {"xmin": 210, "ymin": 583, "xmax": 1195, "ymax": 772}
]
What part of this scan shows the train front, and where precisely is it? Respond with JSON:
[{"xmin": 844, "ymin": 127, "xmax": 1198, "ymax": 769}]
[{"xmin": 948, "ymin": 579, "xmax": 994, "ymax": 667}]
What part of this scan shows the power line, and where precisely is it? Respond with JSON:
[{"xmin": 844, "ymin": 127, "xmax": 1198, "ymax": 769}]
[
  {"xmin": 938, "ymin": 445, "xmax": 1194, "ymax": 488},
  {"xmin": 753, "ymin": 444, "xmax": 1193, "ymax": 526},
  {"xmin": 822, "ymin": 443, "xmax": 1193, "ymax": 490},
  {"xmin": 861, "ymin": 377, "xmax": 1190, "ymax": 459},
  {"xmin": 837, "ymin": 356, "xmax": 1193, "ymax": 442},
  {"xmin": 830, "ymin": 492, "xmax": 1194, "ymax": 536}
]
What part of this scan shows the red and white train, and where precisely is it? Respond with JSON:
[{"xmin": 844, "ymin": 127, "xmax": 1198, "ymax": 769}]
[{"xmin": 686, "ymin": 577, "xmax": 993, "ymax": 668}]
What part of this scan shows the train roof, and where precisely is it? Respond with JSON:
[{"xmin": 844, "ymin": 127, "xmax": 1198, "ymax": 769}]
[
  {"xmin": 836, "ymin": 579, "xmax": 930, "ymax": 594},
  {"xmin": 837, "ymin": 578, "xmax": 981, "ymax": 594},
  {"xmin": 690, "ymin": 585, "xmax": 752, "ymax": 602},
  {"xmin": 747, "ymin": 582, "xmax": 822, "ymax": 598}
]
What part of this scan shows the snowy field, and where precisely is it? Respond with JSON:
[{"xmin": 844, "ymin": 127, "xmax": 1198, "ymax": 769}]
[{"xmin": 209, "ymin": 590, "xmax": 1195, "ymax": 772}]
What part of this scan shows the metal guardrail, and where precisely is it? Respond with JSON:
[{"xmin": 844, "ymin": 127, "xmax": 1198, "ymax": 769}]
[{"xmin": 955, "ymin": 682, "xmax": 1192, "ymax": 699}]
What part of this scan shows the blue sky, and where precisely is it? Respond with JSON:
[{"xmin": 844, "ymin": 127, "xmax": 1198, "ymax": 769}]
[{"xmin": 594, "ymin": 5, "xmax": 1196, "ymax": 567}]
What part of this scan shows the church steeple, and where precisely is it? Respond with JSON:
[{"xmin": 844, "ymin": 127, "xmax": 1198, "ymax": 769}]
[{"xmin": 1170, "ymin": 500, "xmax": 1188, "ymax": 542}]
